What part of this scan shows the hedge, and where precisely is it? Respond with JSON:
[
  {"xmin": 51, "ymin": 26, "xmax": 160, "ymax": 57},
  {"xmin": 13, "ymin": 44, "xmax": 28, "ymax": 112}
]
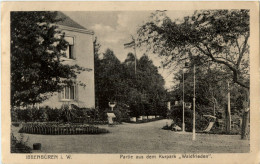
[{"xmin": 11, "ymin": 107, "xmax": 115, "ymax": 124}]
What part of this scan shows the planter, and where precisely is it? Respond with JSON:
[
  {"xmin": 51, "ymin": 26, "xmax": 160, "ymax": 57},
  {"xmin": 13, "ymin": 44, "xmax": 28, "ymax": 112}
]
[
  {"xmin": 137, "ymin": 116, "xmax": 142, "ymax": 121},
  {"xmin": 142, "ymin": 116, "xmax": 147, "ymax": 120},
  {"xmin": 33, "ymin": 143, "xmax": 41, "ymax": 150},
  {"xmin": 130, "ymin": 117, "xmax": 136, "ymax": 122}
]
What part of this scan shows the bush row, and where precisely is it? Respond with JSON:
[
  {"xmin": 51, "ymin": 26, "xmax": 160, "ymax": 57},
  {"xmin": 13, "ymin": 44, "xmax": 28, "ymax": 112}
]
[
  {"xmin": 19, "ymin": 123, "xmax": 109, "ymax": 135},
  {"xmin": 11, "ymin": 106, "xmax": 126, "ymax": 124},
  {"xmin": 11, "ymin": 106, "xmax": 105, "ymax": 123}
]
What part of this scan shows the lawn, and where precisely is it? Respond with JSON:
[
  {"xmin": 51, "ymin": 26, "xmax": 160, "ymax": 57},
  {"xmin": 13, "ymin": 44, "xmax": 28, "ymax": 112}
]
[{"xmin": 11, "ymin": 119, "xmax": 249, "ymax": 153}]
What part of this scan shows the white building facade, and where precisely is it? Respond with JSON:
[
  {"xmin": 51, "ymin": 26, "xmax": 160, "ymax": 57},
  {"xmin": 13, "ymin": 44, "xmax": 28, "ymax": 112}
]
[{"xmin": 41, "ymin": 12, "xmax": 95, "ymax": 109}]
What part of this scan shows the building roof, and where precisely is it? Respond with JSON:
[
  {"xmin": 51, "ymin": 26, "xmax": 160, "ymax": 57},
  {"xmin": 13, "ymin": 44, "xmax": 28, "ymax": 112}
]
[{"xmin": 56, "ymin": 12, "xmax": 87, "ymax": 30}]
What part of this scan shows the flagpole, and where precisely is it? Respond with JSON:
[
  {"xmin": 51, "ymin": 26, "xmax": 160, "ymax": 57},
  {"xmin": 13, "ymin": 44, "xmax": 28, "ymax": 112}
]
[
  {"xmin": 124, "ymin": 35, "xmax": 137, "ymax": 75},
  {"xmin": 134, "ymin": 44, "xmax": 137, "ymax": 75},
  {"xmin": 132, "ymin": 36, "xmax": 137, "ymax": 75}
]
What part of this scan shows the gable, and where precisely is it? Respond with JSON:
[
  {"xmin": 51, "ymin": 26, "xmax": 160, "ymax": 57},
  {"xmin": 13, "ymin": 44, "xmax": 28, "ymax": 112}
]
[{"xmin": 56, "ymin": 12, "xmax": 87, "ymax": 30}]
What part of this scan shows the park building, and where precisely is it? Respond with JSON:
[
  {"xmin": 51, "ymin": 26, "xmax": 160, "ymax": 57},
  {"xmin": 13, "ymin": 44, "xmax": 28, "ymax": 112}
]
[{"xmin": 41, "ymin": 12, "xmax": 95, "ymax": 109}]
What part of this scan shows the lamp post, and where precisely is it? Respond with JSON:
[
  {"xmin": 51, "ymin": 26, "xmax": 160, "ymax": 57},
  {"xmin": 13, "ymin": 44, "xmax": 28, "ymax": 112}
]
[
  {"xmin": 182, "ymin": 69, "xmax": 185, "ymax": 132},
  {"xmin": 182, "ymin": 63, "xmax": 189, "ymax": 132},
  {"xmin": 227, "ymin": 81, "xmax": 231, "ymax": 133},
  {"xmin": 192, "ymin": 64, "xmax": 196, "ymax": 141}
]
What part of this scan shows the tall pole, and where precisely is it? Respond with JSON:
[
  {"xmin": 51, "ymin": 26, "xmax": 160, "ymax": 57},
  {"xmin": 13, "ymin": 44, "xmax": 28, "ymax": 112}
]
[
  {"xmin": 132, "ymin": 35, "xmax": 137, "ymax": 75},
  {"xmin": 213, "ymin": 99, "xmax": 216, "ymax": 117},
  {"xmin": 134, "ymin": 44, "xmax": 137, "ymax": 75},
  {"xmin": 192, "ymin": 64, "xmax": 196, "ymax": 141},
  {"xmin": 182, "ymin": 70, "xmax": 185, "ymax": 132}
]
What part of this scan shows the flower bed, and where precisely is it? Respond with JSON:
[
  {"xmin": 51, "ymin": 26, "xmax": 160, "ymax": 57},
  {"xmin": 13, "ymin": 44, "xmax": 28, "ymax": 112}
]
[{"xmin": 18, "ymin": 123, "xmax": 109, "ymax": 135}]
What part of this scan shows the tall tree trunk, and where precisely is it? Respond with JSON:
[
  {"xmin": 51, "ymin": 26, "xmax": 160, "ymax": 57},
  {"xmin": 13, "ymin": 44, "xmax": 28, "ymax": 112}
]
[
  {"xmin": 241, "ymin": 111, "xmax": 249, "ymax": 139},
  {"xmin": 241, "ymin": 89, "xmax": 249, "ymax": 140},
  {"xmin": 226, "ymin": 105, "xmax": 231, "ymax": 134}
]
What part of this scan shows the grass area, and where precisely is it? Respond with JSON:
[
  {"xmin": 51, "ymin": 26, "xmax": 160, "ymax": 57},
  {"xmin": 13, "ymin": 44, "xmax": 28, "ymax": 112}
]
[{"xmin": 11, "ymin": 119, "xmax": 249, "ymax": 153}]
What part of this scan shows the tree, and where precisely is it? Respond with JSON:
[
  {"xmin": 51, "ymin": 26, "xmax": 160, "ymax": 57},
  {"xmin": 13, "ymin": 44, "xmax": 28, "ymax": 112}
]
[
  {"xmin": 93, "ymin": 37, "xmax": 102, "ymax": 108},
  {"xmin": 11, "ymin": 12, "xmax": 87, "ymax": 107},
  {"xmin": 94, "ymin": 49, "xmax": 167, "ymax": 117},
  {"xmin": 137, "ymin": 10, "xmax": 250, "ymax": 139},
  {"xmin": 94, "ymin": 48, "xmax": 123, "ymax": 109},
  {"xmin": 130, "ymin": 54, "xmax": 167, "ymax": 116}
]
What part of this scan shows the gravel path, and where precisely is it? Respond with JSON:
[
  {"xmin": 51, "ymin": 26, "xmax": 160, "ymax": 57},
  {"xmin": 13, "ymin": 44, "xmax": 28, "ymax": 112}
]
[{"xmin": 12, "ymin": 119, "xmax": 249, "ymax": 153}]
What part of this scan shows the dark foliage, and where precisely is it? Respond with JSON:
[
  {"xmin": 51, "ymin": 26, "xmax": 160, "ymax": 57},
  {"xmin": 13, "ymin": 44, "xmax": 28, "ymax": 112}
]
[
  {"xmin": 11, "ymin": 11, "xmax": 87, "ymax": 107},
  {"xmin": 11, "ymin": 106, "xmax": 105, "ymax": 123},
  {"xmin": 11, "ymin": 133, "xmax": 32, "ymax": 153},
  {"xmin": 94, "ymin": 44, "xmax": 168, "ymax": 118},
  {"xmin": 169, "ymin": 106, "xmax": 208, "ymax": 132}
]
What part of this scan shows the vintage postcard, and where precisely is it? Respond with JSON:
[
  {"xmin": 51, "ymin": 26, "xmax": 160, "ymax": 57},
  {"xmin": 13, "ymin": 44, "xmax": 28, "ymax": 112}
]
[{"xmin": 1, "ymin": 1, "xmax": 260, "ymax": 164}]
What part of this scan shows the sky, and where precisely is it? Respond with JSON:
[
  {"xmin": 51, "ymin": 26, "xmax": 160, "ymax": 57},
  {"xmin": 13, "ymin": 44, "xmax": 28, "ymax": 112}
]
[{"xmin": 63, "ymin": 10, "xmax": 194, "ymax": 89}]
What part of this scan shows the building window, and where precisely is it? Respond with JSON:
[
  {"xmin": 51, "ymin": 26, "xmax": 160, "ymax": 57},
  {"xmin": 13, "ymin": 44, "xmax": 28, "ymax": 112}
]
[
  {"xmin": 61, "ymin": 85, "xmax": 76, "ymax": 100},
  {"xmin": 64, "ymin": 36, "xmax": 74, "ymax": 59}
]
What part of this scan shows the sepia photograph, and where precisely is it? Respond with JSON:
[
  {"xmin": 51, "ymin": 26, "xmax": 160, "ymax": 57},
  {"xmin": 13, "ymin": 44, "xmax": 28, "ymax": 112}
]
[{"xmin": 2, "ymin": 1, "xmax": 260, "ymax": 164}]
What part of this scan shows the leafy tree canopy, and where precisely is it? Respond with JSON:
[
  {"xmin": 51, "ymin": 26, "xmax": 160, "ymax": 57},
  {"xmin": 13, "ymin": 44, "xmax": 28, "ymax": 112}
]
[
  {"xmin": 137, "ymin": 10, "xmax": 249, "ymax": 89},
  {"xmin": 11, "ymin": 11, "xmax": 87, "ymax": 107},
  {"xmin": 137, "ymin": 10, "xmax": 250, "ymax": 139},
  {"xmin": 94, "ymin": 48, "xmax": 167, "ymax": 117}
]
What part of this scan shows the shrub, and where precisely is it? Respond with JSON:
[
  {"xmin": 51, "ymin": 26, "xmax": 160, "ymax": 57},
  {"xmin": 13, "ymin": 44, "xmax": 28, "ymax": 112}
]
[
  {"xmin": 38, "ymin": 108, "xmax": 49, "ymax": 122},
  {"xmin": 58, "ymin": 105, "xmax": 73, "ymax": 122},
  {"xmin": 12, "ymin": 122, "xmax": 20, "ymax": 127},
  {"xmin": 156, "ymin": 104, "xmax": 168, "ymax": 117},
  {"xmin": 169, "ymin": 106, "xmax": 208, "ymax": 132},
  {"xmin": 102, "ymin": 103, "xmax": 130, "ymax": 123},
  {"xmin": 11, "ymin": 106, "xmax": 112, "ymax": 124},
  {"xmin": 11, "ymin": 109, "xmax": 18, "ymax": 122},
  {"xmin": 45, "ymin": 107, "xmax": 62, "ymax": 122},
  {"xmin": 11, "ymin": 133, "xmax": 32, "ymax": 153},
  {"xmin": 16, "ymin": 108, "xmax": 32, "ymax": 122}
]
